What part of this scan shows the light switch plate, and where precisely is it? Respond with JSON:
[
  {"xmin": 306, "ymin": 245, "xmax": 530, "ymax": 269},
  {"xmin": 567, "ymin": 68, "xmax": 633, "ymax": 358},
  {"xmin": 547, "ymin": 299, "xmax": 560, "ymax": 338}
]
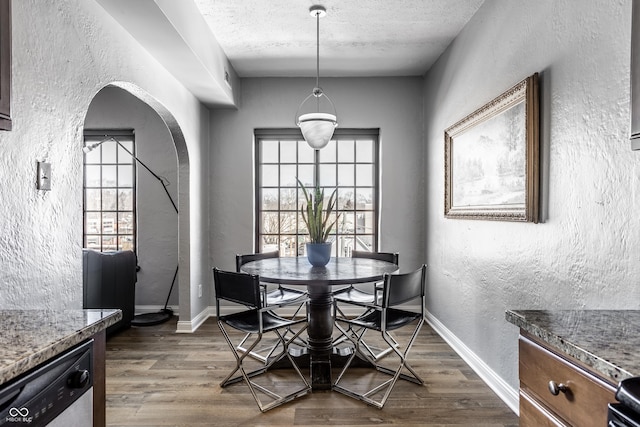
[{"xmin": 37, "ymin": 162, "xmax": 51, "ymax": 190}]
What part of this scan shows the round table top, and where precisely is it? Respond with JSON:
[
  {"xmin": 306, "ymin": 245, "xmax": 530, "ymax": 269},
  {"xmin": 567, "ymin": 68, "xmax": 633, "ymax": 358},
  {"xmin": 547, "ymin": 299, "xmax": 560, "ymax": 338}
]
[{"xmin": 239, "ymin": 256, "xmax": 399, "ymax": 286}]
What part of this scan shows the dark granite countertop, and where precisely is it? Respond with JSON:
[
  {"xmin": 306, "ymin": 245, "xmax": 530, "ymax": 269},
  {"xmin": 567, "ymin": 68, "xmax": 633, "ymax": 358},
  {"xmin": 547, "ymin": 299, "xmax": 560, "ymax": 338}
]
[
  {"xmin": 506, "ymin": 310, "xmax": 640, "ymax": 385},
  {"xmin": 0, "ymin": 309, "xmax": 121, "ymax": 385}
]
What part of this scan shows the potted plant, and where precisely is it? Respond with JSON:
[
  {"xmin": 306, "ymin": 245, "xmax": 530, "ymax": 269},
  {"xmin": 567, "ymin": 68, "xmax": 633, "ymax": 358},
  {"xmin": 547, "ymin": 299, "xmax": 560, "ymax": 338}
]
[{"xmin": 297, "ymin": 178, "xmax": 338, "ymax": 267}]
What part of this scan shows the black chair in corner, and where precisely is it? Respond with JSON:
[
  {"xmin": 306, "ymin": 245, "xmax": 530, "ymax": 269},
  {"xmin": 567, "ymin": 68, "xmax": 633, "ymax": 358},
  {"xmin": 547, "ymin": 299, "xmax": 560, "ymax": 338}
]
[
  {"xmin": 333, "ymin": 251, "xmax": 399, "ymax": 360},
  {"xmin": 333, "ymin": 264, "xmax": 426, "ymax": 409},
  {"xmin": 236, "ymin": 251, "xmax": 307, "ymax": 363},
  {"xmin": 213, "ymin": 268, "xmax": 311, "ymax": 412}
]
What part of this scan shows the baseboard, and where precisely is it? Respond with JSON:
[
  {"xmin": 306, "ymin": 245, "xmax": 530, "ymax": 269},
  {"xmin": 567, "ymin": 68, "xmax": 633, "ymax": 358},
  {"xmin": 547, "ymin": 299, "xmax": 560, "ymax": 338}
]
[
  {"xmin": 176, "ymin": 306, "xmax": 214, "ymax": 333},
  {"xmin": 425, "ymin": 311, "xmax": 520, "ymax": 415}
]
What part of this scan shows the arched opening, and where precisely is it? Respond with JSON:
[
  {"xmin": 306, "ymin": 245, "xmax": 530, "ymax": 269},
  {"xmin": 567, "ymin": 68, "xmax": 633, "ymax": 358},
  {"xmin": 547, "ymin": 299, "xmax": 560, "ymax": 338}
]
[{"xmin": 82, "ymin": 82, "xmax": 190, "ymax": 330}]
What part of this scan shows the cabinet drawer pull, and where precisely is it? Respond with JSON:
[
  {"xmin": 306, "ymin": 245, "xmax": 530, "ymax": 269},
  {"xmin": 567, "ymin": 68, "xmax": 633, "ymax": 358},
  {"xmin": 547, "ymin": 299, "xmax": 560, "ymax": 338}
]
[{"xmin": 548, "ymin": 381, "xmax": 569, "ymax": 396}]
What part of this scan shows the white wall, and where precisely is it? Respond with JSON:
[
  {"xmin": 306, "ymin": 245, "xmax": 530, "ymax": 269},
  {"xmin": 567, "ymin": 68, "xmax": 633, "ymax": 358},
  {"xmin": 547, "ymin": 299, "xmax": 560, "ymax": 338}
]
[
  {"xmin": 423, "ymin": 0, "xmax": 639, "ymax": 398},
  {"xmin": 0, "ymin": 0, "xmax": 212, "ymax": 325},
  {"xmin": 209, "ymin": 77, "xmax": 425, "ymax": 275},
  {"xmin": 84, "ymin": 87, "xmax": 179, "ymax": 308}
]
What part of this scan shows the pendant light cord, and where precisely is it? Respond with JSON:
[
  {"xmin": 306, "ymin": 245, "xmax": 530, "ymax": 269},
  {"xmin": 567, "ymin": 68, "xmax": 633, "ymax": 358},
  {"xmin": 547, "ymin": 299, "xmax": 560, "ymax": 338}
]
[{"xmin": 316, "ymin": 10, "xmax": 320, "ymax": 111}]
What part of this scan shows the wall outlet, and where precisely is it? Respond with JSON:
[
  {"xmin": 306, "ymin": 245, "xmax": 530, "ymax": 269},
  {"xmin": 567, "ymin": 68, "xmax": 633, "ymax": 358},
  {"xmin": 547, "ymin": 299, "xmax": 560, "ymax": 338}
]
[{"xmin": 198, "ymin": 283, "xmax": 202, "ymax": 298}]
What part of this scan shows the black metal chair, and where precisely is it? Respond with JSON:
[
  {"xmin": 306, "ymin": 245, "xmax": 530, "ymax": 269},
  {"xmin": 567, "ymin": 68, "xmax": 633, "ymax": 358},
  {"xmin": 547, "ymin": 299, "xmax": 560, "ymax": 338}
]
[
  {"xmin": 333, "ymin": 264, "xmax": 426, "ymax": 409},
  {"xmin": 333, "ymin": 251, "xmax": 399, "ymax": 360},
  {"xmin": 333, "ymin": 251, "xmax": 398, "ymax": 305},
  {"xmin": 236, "ymin": 251, "xmax": 307, "ymax": 307},
  {"xmin": 235, "ymin": 251, "xmax": 308, "ymax": 363},
  {"xmin": 213, "ymin": 268, "xmax": 311, "ymax": 412}
]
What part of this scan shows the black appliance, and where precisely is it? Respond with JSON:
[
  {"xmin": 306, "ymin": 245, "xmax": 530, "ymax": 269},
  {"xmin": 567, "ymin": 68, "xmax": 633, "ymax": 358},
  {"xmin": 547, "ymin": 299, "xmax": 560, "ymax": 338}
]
[
  {"xmin": 609, "ymin": 377, "xmax": 640, "ymax": 426},
  {"xmin": 0, "ymin": 340, "xmax": 93, "ymax": 426}
]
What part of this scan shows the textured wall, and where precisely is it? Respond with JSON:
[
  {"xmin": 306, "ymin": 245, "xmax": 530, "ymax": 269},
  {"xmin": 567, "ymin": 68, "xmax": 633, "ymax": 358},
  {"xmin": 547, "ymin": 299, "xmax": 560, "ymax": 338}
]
[
  {"xmin": 209, "ymin": 77, "xmax": 425, "ymax": 276},
  {"xmin": 423, "ymin": 0, "xmax": 638, "ymax": 392},
  {"xmin": 0, "ymin": 0, "xmax": 211, "ymax": 321},
  {"xmin": 84, "ymin": 87, "xmax": 179, "ymax": 307}
]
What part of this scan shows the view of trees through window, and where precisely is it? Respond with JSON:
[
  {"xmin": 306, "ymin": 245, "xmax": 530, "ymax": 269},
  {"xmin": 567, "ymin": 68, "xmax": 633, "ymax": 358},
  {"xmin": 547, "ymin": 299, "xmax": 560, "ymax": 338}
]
[
  {"xmin": 255, "ymin": 129, "xmax": 379, "ymax": 257},
  {"xmin": 83, "ymin": 131, "xmax": 136, "ymax": 252}
]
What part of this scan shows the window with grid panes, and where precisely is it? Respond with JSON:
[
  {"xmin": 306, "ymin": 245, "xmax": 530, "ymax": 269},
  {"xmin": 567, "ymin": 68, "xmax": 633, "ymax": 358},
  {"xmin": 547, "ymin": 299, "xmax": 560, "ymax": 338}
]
[
  {"xmin": 83, "ymin": 130, "xmax": 136, "ymax": 252},
  {"xmin": 255, "ymin": 129, "xmax": 379, "ymax": 258}
]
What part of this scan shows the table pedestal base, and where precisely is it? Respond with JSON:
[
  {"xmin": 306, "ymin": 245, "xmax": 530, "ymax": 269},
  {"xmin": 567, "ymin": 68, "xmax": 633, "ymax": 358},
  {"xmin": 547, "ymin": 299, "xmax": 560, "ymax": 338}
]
[
  {"xmin": 310, "ymin": 356, "xmax": 332, "ymax": 390},
  {"xmin": 306, "ymin": 283, "xmax": 335, "ymax": 390},
  {"xmin": 272, "ymin": 348, "xmax": 375, "ymax": 391}
]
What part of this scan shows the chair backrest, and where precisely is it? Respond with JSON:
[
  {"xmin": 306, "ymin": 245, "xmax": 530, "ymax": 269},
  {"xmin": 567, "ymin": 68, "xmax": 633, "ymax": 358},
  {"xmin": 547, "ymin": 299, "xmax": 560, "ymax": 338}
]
[
  {"xmin": 352, "ymin": 250, "xmax": 399, "ymax": 265},
  {"xmin": 236, "ymin": 251, "xmax": 280, "ymax": 272},
  {"xmin": 213, "ymin": 268, "xmax": 262, "ymax": 309},
  {"xmin": 382, "ymin": 264, "xmax": 426, "ymax": 308}
]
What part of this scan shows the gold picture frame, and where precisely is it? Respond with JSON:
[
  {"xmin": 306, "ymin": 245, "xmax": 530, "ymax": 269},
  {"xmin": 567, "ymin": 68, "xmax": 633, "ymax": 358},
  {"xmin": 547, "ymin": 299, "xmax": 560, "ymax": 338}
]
[{"xmin": 444, "ymin": 73, "xmax": 539, "ymax": 222}]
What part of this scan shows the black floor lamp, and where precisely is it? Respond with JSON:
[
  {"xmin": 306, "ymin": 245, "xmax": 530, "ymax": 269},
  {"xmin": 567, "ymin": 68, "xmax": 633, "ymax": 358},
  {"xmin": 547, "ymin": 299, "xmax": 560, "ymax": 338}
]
[{"xmin": 83, "ymin": 135, "xmax": 178, "ymax": 326}]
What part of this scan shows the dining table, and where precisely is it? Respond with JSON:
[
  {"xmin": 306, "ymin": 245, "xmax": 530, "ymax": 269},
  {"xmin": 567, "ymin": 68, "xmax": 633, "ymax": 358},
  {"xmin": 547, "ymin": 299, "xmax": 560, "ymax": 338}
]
[{"xmin": 239, "ymin": 256, "xmax": 399, "ymax": 390}]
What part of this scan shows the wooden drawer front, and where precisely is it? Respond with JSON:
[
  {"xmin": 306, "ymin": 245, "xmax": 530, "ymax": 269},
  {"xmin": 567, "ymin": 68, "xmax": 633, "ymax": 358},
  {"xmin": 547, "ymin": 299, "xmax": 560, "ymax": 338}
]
[
  {"xmin": 519, "ymin": 336, "xmax": 615, "ymax": 427},
  {"xmin": 520, "ymin": 391, "xmax": 568, "ymax": 427}
]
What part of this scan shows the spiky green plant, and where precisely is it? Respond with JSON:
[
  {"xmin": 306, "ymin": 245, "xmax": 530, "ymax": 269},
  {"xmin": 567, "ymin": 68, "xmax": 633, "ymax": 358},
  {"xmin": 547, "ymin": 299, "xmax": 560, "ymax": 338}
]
[{"xmin": 297, "ymin": 177, "xmax": 338, "ymax": 243}]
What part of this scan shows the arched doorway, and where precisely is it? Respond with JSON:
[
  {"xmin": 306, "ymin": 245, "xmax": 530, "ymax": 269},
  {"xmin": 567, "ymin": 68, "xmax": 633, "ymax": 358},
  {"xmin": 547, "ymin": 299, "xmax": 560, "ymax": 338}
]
[{"xmin": 83, "ymin": 82, "xmax": 191, "ymax": 330}]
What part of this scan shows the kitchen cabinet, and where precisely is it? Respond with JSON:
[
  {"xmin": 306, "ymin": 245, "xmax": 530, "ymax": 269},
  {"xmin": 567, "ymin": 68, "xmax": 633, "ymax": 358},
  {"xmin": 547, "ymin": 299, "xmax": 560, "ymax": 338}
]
[
  {"xmin": 506, "ymin": 310, "xmax": 640, "ymax": 427},
  {"xmin": 519, "ymin": 333, "xmax": 615, "ymax": 426}
]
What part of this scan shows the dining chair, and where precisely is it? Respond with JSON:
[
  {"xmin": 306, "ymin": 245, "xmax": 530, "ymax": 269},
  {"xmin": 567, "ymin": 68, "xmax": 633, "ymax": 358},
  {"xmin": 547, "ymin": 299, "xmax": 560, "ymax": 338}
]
[
  {"xmin": 333, "ymin": 264, "xmax": 426, "ymax": 409},
  {"xmin": 236, "ymin": 251, "xmax": 308, "ymax": 306},
  {"xmin": 333, "ymin": 251, "xmax": 399, "ymax": 360},
  {"xmin": 236, "ymin": 251, "xmax": 308, "ymax": 363},
  {"xmin": 213, "ymin": 268, "xmax": 311, "ymax": 412},
  {"xmin": 334, "ymin": 251, "xmax": 398, "ymax": 304}
]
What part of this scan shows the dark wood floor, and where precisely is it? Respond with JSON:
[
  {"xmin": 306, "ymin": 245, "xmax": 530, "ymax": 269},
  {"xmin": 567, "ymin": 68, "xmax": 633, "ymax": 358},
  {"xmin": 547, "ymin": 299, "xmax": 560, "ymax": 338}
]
[{"xmin": 105, "ymin": 316, "xmax": 518, "ymax": 426}]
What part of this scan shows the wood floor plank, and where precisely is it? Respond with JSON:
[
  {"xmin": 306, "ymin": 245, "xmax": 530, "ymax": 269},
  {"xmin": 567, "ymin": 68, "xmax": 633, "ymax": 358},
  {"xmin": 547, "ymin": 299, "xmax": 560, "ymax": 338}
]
[{"xmin": 105, "ymin": 317, "xmax": 518, "ymax": 426}]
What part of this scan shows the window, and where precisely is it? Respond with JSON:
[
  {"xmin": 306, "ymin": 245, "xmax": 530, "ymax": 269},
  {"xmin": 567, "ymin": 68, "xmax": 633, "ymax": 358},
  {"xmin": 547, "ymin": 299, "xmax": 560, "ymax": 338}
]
[
  {"xmin": 83, "ymin": 130, "xmax": 136, "ymax": 252},
  {"xmin": 255, "ymin": 129, "xmax": 379, "ymax": 257}
]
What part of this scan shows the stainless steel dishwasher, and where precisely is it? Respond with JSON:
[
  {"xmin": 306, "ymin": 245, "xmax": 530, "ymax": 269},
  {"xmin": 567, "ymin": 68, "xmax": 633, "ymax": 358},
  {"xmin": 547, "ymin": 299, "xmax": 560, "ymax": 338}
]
[{"xmin": 0, "ymin": 339, "xmax": 93, "ymax": 426}]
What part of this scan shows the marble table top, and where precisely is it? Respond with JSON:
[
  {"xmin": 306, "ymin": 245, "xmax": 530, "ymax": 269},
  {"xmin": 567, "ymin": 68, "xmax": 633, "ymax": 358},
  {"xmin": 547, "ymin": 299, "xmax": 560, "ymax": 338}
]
[
  {"xmin": 506, "ymin": 310, "xmax": 640, "ymax": 385},
  {"xmin": 240, "ymin": 256, "xmax": 399, "ymax": 286},
  {"xmin": 0, "ymin": 309, "xmax": 121, "ymax": 385}
]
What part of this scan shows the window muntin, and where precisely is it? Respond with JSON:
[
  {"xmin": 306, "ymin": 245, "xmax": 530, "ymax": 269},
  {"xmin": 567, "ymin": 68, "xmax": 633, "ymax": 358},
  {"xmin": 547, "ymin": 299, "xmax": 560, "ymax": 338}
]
[
  {"xmin": 255, "ymin": 129, "xmax": 379, "ymax": 257},
  {"xmin": 83, "ymin": 131, "xmax": 136, "ymax": 252}
]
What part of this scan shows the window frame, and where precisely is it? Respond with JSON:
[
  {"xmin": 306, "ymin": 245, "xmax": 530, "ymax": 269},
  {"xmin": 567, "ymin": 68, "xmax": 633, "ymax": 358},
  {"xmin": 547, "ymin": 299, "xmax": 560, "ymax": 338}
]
[
  {"xmin": 254, "ymin": 128, "xmax": 380, "ymax": 256},
  {"xmin": 83, "ymin": 129, "xmax": 137, "ymax": 252}
]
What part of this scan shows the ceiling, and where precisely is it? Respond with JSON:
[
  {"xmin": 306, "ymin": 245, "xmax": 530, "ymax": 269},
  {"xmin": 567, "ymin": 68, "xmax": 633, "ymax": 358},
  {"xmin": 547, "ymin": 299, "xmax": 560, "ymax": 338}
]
[
  {"xmin": 192, "ymin": 0, "xmax": 485, "ymax": 78},
  {"xmin": 95, "ymin": 0, "xmax": 485, "ymax": 106}
]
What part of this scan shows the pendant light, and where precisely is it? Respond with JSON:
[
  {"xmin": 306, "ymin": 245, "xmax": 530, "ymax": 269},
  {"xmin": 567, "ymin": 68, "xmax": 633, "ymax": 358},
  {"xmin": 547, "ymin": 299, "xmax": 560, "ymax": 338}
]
[{"xmin": 296, "ymin": 5, "xmax": 338, "ymax": 150}]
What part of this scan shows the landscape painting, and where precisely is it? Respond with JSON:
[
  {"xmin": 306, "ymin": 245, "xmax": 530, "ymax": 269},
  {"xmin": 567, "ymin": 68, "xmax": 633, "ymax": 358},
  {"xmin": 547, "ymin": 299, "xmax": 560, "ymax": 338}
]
[{"xmin": 444, "ymin": 74, "xmax": 539, "ymax": 222}]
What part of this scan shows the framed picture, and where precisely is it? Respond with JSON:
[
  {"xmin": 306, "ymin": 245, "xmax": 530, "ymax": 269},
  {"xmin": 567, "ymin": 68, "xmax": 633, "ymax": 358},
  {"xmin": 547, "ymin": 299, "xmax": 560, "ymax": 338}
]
[{"xmin": 444, "ymin": 73, "xmax": 539, "ymax": 222}]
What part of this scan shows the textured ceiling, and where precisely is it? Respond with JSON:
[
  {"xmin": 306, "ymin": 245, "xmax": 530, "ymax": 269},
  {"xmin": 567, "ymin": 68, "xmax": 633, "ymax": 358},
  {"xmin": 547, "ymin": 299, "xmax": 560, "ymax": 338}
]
[{"xmin": 193, "ymin": 0, "xmax": 485, "ymax": 78}]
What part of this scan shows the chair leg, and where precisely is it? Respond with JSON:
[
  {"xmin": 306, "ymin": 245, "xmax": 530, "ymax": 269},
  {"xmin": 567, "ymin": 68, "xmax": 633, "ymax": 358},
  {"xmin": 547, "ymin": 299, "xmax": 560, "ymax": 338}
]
[
  {"xmin": 332, "ymin": 318, "xmax": 425, "ymax": 409},
  {"xmin": 333, "ymin": 304, "xmax": 396, "ymax": 361},
  {"xmin": 218, "ymin": 320, "xmax": 311, "ymax": 412},
  {"xmin": 237, "ymin": 300, "xmax": 307, "ymax": 364},
  {"xmin": 359, "ymin": 331, "xmax": 400, "ymax": 361},
  {"xmin": 333, "ymin": 322, "xmax": 367, "ymax": 386}
]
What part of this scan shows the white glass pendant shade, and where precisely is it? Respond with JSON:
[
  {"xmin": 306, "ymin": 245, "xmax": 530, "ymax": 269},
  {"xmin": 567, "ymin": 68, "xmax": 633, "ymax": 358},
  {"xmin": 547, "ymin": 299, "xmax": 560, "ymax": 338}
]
[{"xmin": 297, "ymin": 112, "xmax": 337, "ymax": 149}]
